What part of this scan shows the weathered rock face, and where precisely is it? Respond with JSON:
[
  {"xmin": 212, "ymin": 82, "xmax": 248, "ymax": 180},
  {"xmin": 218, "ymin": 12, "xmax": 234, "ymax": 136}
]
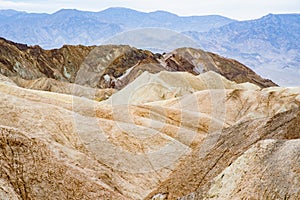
[
  {"xmin": 0, "ymin": 126, "xmax": 128, "ymax": 200},
  {"xmin": 202, "ymin": 138, "xmax": 300, "ymax": 200},
  {"xmin": 73, "ymin": 45, "xmax": 161, "ymax": 89},
  {"xmin": 0, "ymin": 37, "xmax": 158, "ymax": 90},
  {"xmin": 147, "ymin": 107, "xmax": 300, "ymax": 199},
  {"xmin": 0, "ymin": 37, "xmax": 93, "ymax": 81}
]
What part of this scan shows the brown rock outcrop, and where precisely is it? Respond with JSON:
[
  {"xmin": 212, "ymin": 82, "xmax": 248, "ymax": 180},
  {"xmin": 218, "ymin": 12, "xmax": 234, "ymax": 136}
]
[
  {"xmin": 0, "ymin": 37, "xmax": 276, "ymax": 95},
  {"xmin": 165, "ymin": 48, "xmax": 276, "ymax": 88},
  {"xmin": 0, "ymin": 37, "xmax": 158, "ymax": 90}
]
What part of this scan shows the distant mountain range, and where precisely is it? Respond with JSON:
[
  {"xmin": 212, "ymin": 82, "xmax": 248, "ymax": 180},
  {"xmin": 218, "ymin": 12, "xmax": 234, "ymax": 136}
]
[
  {"xmin": 0, "ymin": 8, "xmax": 299, "ymax": 86},
  {"xmin": 184, "ymin": 14, "xmax": 300, "ymax": 86},
  {"xmin": 0, "ymin": 8, "xmax": 234, "ymax": 48}
]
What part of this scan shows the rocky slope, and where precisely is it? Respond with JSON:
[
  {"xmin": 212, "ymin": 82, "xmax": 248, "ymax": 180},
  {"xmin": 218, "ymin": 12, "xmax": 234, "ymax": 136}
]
[
  {"xmin": 0, "ymin": 37, "xmax": 276, "ymax": 96},
  {"xmin": 146, "ymin": 87, "xmax": 300, "ymax": 199},
  {"xmin": 0, "ymin": 70, "xmax": 299, "ymax": 199},
  {"xmin": 106, "ymin": 71, "xmax": 260, "ymax": 105},
  {"xmin": 0, "ymin": 39, "xmax": 299, "ymax": 200}
]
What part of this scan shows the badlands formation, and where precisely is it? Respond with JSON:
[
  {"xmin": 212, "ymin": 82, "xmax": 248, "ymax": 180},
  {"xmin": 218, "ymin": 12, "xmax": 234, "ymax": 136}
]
[{"xmin": 0, "ymin": 38, "xmax": 299, "ymax": 200}]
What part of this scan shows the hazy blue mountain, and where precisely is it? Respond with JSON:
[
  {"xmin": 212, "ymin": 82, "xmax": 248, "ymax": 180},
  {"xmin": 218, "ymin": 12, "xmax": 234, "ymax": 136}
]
[
  {"xmin": 0, "ymin": 9, "xmax": 122, "ymax": 48},
  {"xmin": 185, "ymin": 14, "xmax": 300, "ymax": 86},
  {"xmin": 94, "ymin": 8, "xmax": 234, "ymax": 32},
  {"xmin": 0, "ymin": 9, "xmax": 26, "ymax": 17},
  {"xmin": 0, "ymin": 8, "xmax": 234, "ymax": 48}
]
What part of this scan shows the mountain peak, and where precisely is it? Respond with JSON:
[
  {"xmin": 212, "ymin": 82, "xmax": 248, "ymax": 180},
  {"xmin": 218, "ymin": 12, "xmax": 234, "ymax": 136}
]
[
  {"xmin": 100, "ymin": 7, "xmax": 143, "ymax": 14},
  {"xmin": 149, "ymin": 10, "xmax": 178, "ymax": 17},
  {"xmin": 53, "ymin": 8, "xmax": 82, "ymax": 15}
]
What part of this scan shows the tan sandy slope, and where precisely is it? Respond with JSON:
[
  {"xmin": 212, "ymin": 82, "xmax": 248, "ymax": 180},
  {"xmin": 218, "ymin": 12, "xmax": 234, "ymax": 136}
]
[{"xmin": 0, "ymin": 70, "xmax": 299, "ymax": 199}]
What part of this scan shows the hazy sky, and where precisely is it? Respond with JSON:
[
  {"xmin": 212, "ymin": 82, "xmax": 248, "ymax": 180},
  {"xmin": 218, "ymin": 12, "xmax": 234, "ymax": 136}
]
[{"xmin": 0, "ymin": 0, "xmax": 299, "ymax": 20}]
